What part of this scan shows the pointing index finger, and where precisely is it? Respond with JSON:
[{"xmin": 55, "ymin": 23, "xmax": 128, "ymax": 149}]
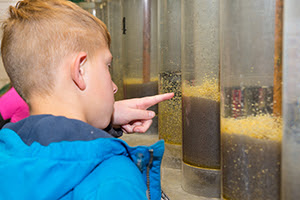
[{"xmin": 139, "ymin": 93, "xmax": 174, "ymax": 109}]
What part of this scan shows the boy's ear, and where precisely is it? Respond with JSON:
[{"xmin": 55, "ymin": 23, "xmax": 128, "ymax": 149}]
[{"xmin": 71, "ymin": 52, "xmax": 87, "ymax": 91}]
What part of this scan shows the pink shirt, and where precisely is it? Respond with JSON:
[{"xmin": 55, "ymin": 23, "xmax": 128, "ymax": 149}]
[{"xmin": 0, "ymin": 87, "xmax": 30, "ymax": 122}]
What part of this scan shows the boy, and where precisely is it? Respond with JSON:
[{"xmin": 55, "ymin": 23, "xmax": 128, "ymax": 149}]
[{"xmin": 0, "ymin": 0, "xmax": 173, "ymax": 199}]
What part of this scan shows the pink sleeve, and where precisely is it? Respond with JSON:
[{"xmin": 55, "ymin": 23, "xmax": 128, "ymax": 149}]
[{"xmin": 0, "ymin": 87, "xmax": 30, "ymax": 122}]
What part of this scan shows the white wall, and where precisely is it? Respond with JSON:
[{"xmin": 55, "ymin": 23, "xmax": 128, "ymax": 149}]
[{"xmin": 0, "ymin": 0, "xmax": 18, "ymax": 87}]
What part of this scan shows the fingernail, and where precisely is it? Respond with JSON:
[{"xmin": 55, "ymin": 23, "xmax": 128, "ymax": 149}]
[{"xmin": 149, "ymin": 111, "xmax": 155, "ymax": 118}]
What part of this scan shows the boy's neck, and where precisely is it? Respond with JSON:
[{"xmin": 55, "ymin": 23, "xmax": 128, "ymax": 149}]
[{"xmin": 29, "ymin": 94, "xmax": 87, "ymax": 123}]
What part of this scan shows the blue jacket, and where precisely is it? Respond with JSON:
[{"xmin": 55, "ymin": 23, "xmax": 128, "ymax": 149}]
[{"xmin": 0, "ymin": 116, "xmax": 164, "ymax": 200}]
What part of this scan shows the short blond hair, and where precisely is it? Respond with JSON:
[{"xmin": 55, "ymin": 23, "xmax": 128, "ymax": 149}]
[{"xmin": 1, "ymin": 0, "xmax": 111, "ymax": 103}]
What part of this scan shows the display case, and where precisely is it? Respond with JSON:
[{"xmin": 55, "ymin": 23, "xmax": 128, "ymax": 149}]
[
  {"xmin": 220, "ymin": 1, "xmax": 282, "ymax": 199},
  {"xmin": 181, "ymin": 0, "xmax": 220, "ymax": 198}
]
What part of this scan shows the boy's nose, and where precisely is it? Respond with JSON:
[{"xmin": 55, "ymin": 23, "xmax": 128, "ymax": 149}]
[{"xmin": 112, "ymin": 82, "xmax": 118, "ymax": 94}]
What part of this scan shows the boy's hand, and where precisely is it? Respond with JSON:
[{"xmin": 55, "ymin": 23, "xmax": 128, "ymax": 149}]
[{"xmin": 112, "ymin": 93, "xmax": 174, "ymax": 133}]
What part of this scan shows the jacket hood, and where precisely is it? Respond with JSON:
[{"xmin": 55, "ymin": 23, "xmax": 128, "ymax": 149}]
[
  {"xmin": 0, "ymin": 128, "xmax": 164, "ymax": 200},
  {"xmin": 3, "ymin": 115, "xmax": 113, "ymax": 146}
]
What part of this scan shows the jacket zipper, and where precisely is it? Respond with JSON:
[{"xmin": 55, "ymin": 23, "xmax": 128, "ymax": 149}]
[{"xmin": 147, "ymin": 149, "xmax": 154, "ymax": 200}]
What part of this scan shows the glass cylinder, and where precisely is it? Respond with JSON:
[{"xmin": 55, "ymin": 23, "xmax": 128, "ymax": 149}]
[
  {"xmin": 78, "ymin": 0, "xmax": 107, "ymax": 20},
  {"xmin": 181, "ymin": 0, "xmax": 220, "ymax": 198},
  {"xmin": 122, "ymin": 0, "xmax": 158, "ymax": 134},
  {"xmin": 282, "ymin": 0, "xmax": 300, "ymax": 199},
  {"xmin": 105, "ymin": 0, "xmax": 124, "ymax": 101},
  {"xmin": 158, "ymin": 0, "xmax": 182, "ymax": 169},
  {"xmin": 220, "ymin": 1, "xmax": 282, "ymax": 200}
]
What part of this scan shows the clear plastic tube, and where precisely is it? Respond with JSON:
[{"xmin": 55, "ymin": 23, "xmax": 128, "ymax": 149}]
[
  {"xmin": 220, "ymin": 1, "xmax": 281, "ymax": 199},
  {"xmin": 181, "ymin": 0, "xmax": 220, "ymax": 197}
]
